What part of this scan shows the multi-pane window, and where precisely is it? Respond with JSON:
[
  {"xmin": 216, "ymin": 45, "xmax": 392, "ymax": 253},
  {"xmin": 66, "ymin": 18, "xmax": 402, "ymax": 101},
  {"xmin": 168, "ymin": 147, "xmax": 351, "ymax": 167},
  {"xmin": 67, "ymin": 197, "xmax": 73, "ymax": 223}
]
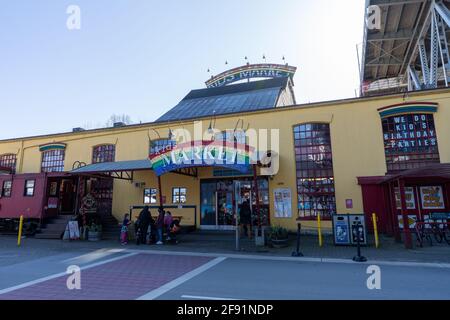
[
  {"xmin": 0, "ymin": 154, "xmax": 17, "ymax": 173},
  {"xmin": 172, "ymin": 187, "xmax": 187, "ymax": 204},
  {"xmin": 2, "ymin": 181, "xmax": 12, "ymax": 197},
  {"xmin": 215, "ymin": 131, "xmax": 247, "ymax": 145},
  {"xmin": 24, "ymin": 180, "xmax": 35, "ymax": 197},
  {"xmin": 293, "ymin": 123, "xmax": 336, "ymax": 220},
  {"xmin": 41, "ymin": 149, "xmax": 65, "ymax": 173},
  {"xmin": 382, "ymin": 114, "xmax": 440, "ymax": 172},
  {"xmin": 144, "ymin": 188, "xmax": 157, "ymax": 204},
  {"xmin": 150, "ymin": 139, "xmax": 176, "ymax": 155},
  {"xmin": 92, "ymin": 144, "xmax": 115, "ymax": 163}
]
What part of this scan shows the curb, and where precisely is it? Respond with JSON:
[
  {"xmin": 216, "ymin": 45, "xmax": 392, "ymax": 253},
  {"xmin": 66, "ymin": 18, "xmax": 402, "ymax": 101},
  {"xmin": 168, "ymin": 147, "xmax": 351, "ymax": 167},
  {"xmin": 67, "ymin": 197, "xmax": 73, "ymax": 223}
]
[{"xmin": 117, "ymin": 248, "xmax": 450, "ymax": 269}]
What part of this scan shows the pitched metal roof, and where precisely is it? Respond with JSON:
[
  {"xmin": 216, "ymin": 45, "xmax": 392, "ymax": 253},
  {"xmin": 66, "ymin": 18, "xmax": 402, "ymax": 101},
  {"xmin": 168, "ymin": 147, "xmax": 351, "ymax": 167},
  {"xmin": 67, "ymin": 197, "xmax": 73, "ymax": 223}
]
[
  {"xmin": 382, "ymin": 163, "xmax": 450, "ymax": 183},
  {"xmin": 71, "ymin": 159, "xmax": 152, "ymax": 174},
  {"xmin": 156, "ymin": 77, "xmax": 289, "ymax": 123}
]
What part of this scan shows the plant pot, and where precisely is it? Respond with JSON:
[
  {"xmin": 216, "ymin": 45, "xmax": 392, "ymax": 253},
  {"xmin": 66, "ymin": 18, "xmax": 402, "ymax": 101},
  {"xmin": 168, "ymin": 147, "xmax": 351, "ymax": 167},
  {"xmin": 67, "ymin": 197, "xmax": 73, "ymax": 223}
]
[
  {"xmin": 88, "ymin": 231, "xmax": 101, "ymax": 241},
  {"xmin": 270, "ymin": 238, "xmax": 289, "ymax": 248}
]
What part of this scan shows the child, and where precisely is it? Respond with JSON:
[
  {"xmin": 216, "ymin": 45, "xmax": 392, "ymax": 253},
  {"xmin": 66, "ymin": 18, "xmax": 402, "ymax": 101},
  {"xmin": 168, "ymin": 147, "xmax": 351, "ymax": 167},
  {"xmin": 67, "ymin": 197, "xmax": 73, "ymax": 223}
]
[{"xmin": 120, "ymin": 214, "xmax": 130, "ymax": 245}]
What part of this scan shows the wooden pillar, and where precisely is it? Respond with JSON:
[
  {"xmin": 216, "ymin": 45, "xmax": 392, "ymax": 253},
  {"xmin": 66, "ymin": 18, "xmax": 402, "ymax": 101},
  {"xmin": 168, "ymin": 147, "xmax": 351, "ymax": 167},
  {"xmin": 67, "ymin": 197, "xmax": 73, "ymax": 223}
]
[
  {"xmin": 388, "ymin": 182, "xmax": 402, "ymax": 242},
  {"xmin": 399, "ymin": 179, "xmax": 413, "ymax": 249},
  {"xmin": 252, "ymin": 164, "xmax": 261, "ymax": 227},
  {"xmin": 158, "ymin": 175, "xmax": 163, "ymax": 209}
]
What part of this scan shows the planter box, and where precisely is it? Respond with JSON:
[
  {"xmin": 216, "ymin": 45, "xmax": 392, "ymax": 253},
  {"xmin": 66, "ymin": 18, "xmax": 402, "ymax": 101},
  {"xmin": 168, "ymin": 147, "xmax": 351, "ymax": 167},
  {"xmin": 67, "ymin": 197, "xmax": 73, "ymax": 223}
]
[
  {"xmin": 270, "ymin": 238, "xmax": 289, "ymax": 248},
  {"xmin": 88, "ymin": 231, "xmax": 102, "ymax": 241}
]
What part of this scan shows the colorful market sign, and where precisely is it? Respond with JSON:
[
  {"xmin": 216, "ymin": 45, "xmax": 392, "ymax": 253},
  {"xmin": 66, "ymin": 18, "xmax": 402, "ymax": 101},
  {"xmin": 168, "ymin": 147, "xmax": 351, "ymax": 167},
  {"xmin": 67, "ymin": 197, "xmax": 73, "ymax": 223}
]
[
  {"xmin": 205, "ymin": 64, "xmax": 297, "ymax": 88},
  {"xmin": 149, "ymin": 140, "xmax": 255, "ymax": 177}
]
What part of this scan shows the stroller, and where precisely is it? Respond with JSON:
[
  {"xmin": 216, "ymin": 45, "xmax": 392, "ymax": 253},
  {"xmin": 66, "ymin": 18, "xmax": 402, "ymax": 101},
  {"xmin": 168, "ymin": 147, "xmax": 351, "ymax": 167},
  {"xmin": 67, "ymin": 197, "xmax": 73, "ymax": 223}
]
[{"xmin": 166, "ymin": 219, "xmax": 181, "ymax": 244}]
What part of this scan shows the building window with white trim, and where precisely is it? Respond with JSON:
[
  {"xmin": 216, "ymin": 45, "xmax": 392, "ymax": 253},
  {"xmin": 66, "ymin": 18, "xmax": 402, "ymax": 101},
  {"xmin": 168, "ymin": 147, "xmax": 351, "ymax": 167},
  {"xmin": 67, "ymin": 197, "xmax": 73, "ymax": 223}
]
[
  {"xmin": 24, "ymin": 180, "xmax": 35, "ymax": 197},
  {"xmin": 92, "ymin": 144, "xmax": 116, "ymax": 164},
  {"xmin": 172, "ymin": 187, "xmax": 187, "ymax": 204},
  {"xmin": 0, "ymin": 154, "xmax": 17, "ymax": 173},
  {"xmin": 144, "ymin": 188, "xmax": 157, "ymax": 204},
  {"xmin": 293, "ymin": 123, "xmax": 336, "ymax": 220},
  {"xmin": 2, "ymin": 180, "xmax": 12, "ymax": 197},
  {"xmin": 41, "ymin": 149, "xmax": 65, "ymax": 173}
]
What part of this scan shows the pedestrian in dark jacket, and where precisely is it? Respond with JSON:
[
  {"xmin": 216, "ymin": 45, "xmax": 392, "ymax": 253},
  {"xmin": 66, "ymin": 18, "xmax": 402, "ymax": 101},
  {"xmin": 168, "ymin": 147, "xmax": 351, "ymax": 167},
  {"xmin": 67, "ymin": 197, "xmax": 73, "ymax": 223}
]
[
  {"xmin": 156, "ymin": 208, "xmax": 165, "ymax": 245},
  {"xmin": 239, "ymin": 200, "xmax": 252, "ymax": 239},
  {"xmin": 137, "ymin": 206, "xmax": 151, "ymax": 245}
]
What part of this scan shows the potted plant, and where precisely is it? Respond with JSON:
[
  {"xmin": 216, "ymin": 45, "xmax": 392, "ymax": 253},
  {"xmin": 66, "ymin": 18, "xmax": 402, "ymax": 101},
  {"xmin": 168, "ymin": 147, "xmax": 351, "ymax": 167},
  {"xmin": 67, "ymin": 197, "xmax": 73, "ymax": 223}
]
[
  {"xmin": 87, "ymin": 223, "xmax": 102, "ymax": 241},
  {"xmin": 268, "ymin": 226, "xmax": 289, "ymax": 248}
]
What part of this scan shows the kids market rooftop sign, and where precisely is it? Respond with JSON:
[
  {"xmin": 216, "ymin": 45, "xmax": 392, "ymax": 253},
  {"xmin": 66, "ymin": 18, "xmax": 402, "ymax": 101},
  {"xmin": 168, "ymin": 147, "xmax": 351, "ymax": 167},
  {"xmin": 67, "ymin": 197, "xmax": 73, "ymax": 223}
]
[
  {"xmin": 205, "ymin": 63, "xmax": 297, "ymax": 88},
  {"xmin": 149, "ymin": 141, "xmax": 256, "ymax": 177}
]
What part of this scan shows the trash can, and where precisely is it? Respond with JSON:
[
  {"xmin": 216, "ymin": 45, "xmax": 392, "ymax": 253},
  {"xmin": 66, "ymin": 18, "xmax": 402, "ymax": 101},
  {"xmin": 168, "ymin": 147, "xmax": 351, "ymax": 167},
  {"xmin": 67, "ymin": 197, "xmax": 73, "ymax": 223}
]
[
  {"xmin": 349, "ymin": 214, "xmax": 367, "ymax": 245},
  {"xmin": 332, "ymin": 215, "xmax": 351, "ymax": 245}
]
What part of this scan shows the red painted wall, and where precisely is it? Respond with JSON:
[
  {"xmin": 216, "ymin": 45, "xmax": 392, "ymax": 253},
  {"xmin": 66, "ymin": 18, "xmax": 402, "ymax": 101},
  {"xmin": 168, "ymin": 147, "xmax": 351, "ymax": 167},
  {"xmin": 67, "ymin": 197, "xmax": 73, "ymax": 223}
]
[{"xmin": 0, "ymin": 173, "xmax": 47, "ymax": 219}]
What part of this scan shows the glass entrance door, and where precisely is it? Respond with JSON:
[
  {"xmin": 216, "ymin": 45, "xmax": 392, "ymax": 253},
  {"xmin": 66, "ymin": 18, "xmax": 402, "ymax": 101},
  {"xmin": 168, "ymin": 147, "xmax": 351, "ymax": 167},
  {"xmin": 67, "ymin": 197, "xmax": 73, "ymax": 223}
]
[{"xmin": 216, "ymin": 191, "xmax": 235, "ymax": 230}]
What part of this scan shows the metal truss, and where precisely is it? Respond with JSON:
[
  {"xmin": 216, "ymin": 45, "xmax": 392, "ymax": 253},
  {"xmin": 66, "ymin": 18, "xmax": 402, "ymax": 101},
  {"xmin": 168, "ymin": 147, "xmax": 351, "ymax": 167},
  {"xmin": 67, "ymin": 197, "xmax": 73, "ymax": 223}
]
[{"xmin": 406, "ymin": 0, "xmax": 450, "ymax": 91}]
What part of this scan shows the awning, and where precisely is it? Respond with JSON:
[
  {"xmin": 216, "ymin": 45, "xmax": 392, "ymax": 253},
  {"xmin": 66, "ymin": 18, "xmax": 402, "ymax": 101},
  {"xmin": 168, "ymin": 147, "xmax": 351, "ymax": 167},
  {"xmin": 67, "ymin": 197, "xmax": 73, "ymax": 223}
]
[
  {"xmin": 0, "ymin": 166, "xmax": 12, "ymax": 174},
  {"xmin": 71, "ymin": 159, "xmax": 152, "ymax": 180},
  {"xmin": 382, "ymin": 163, "xmax": 450, "ymax": 184}
]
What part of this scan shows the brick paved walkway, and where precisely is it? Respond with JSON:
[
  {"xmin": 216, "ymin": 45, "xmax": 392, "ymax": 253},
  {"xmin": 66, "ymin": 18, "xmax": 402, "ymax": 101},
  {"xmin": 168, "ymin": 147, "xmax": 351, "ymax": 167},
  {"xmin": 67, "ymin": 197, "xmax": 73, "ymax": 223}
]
[{"xmin": 0, "ymin": 254, "xmax": 212, "ymax": 300}]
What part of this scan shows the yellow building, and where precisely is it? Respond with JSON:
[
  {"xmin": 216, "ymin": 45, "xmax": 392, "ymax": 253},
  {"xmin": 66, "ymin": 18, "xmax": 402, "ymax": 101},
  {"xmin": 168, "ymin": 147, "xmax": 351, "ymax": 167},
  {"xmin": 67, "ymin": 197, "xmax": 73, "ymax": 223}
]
[{"xmin": 0, "ymin": 65, "xmax": 449, "ymax": 246}]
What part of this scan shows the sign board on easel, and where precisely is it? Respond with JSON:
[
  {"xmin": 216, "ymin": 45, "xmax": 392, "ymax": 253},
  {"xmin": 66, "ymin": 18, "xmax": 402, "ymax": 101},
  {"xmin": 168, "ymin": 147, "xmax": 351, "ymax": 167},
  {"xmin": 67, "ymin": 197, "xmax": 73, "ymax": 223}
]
[{"xmin": 68, "ymin": 221, "xmax": 80, "ymax": 240}]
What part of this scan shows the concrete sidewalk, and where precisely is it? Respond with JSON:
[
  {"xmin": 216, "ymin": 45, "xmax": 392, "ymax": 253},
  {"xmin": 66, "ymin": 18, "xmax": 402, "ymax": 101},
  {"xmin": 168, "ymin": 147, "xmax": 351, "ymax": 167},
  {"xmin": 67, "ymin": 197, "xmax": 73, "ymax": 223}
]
[{"xmin": 2, "ymin": 230, "xmax": 450, "ymax": 266}]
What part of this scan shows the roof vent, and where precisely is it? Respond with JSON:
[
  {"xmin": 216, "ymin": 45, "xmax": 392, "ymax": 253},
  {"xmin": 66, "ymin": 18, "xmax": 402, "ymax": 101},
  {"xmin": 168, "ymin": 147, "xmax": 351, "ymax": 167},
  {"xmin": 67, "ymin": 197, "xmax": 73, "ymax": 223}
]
[
  {"xmin": 72, "ymin": 127, "xmax": 85, "ymax": 132},
  {"xmin": 113, "ymin": 122, "xmax": 126, "ymax": 128}
]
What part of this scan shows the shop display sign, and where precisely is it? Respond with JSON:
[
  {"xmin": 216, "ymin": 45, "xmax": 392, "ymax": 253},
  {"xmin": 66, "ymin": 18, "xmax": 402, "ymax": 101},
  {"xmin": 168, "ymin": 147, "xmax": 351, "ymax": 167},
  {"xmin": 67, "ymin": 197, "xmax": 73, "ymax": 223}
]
[
  {"xmin": 397, "ymin": 215, "xmax": 417, "ymax": 229},
  {"xmin": 394, "ymin": 187, "xmax": 416, "ymax": 209},
  {"xmin": 47, "ymin": 197, "xmax": 58, "ymax": 209},
  {"xmin": 383, "ymin": 114, "xmax": 438, "ymax": 152},
  {"xmin": 420, "ymin": 186, "xmax": 445, "ymax": 209},
  {"xmin": 274, "ymin": 188, "xmax": 292, "ymax": 218}
]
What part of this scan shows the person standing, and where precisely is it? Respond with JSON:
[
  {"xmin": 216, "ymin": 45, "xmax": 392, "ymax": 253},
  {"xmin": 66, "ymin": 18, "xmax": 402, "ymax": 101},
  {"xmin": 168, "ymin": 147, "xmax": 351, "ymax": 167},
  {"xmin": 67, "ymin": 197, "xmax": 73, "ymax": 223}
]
[
  {"xmin": 156, "ymin": 208, "xmax": 165, "ymax": 245},
  {"xmin": 240, "ymin": 200, "xmax": 252, "ymax": 239},
  {"xmin": 137, "ymin": 206, "xmax": 151, "ymax": 245},
  {"xmin": 164, "ymin": 211, "xmax": 174, "ymax": 241}
]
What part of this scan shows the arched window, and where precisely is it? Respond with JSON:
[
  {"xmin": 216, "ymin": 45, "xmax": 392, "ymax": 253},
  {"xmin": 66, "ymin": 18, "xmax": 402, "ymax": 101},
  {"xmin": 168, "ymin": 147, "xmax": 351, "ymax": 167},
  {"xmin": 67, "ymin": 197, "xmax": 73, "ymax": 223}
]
[
  {"xmin": 382, "ymin": 113, "xmax": 440, "ymax": 172},
  {"xmin": 92, "ymin": 144, "xmax": 115, "ymax": 164},
  {"xmin": 293, "ymin": 123, "xmax": 336, "ymax": 220},
  {"xmin": 149, "ymin": 139, "xmax": 176, "ymax": 155},
  {"xmin": 0, "ymin": 154, "xmax": 17, "ymax": 173},
  {"xmin": 41, "ymin": 149, "xmax": 65, "ymax": 172}
]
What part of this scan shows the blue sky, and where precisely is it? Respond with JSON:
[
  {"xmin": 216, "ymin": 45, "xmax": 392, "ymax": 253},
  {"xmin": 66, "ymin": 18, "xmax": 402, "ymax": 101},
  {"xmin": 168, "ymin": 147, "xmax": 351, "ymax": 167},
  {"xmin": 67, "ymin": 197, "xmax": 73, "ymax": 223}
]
[{"xmin": 0, "ymin": 0, "xmax": 365, "ymax": 139}]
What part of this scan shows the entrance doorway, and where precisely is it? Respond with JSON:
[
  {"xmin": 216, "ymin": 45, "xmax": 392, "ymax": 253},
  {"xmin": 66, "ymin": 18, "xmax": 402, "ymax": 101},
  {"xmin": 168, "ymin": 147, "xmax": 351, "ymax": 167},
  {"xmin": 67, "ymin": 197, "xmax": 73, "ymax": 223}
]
[{"xmin": 200, "ymin": 177, "xmax": 270, "ymax": 230}]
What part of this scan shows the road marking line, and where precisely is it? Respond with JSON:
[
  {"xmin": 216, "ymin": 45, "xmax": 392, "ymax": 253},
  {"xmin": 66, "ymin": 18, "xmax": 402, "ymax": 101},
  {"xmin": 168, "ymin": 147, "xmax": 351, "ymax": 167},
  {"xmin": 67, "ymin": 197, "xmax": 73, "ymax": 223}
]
[
  {"xmin": 181, "ymin": 295, "xmax": 240, "ymax": 300},
  {"xmin": 62, "ymin": 248, "xmax": 125, "ymax": 264},
  {"xmin": 137, "ymin": 257, "xmax": 227, "ymax": 300},
  {"xmin": 0, "ymin": 252, "xmax": 138, "ymax": 295}
]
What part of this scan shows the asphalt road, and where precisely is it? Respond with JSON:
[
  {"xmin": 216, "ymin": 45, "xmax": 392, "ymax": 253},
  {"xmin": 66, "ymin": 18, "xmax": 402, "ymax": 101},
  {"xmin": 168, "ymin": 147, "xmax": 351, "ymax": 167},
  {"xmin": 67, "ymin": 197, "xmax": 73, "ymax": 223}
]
[
  {"xmin": 157, "ymin": 258, "xmax": 450, "ymax": 300},
  {"xmin": 0, "ymin": 246, "xmax": 449, "ymax": 300}
]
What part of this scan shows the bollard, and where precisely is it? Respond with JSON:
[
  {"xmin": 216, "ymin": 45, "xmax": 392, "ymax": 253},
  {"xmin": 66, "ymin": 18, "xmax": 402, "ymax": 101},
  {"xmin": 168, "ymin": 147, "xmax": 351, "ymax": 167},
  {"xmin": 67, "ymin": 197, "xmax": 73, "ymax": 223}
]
[
  {"xmin": 317, "ymin": 214, "xmax": 323, "ymax": 247},
  {"xmin": 17, "ymin": 215, "xmax": 24, "ymax": 246},
  {"xmin": 372, "ymin": 213, "xmax": 379, "ymax": 249},
  {"xmin": 292, "ymin": 222, "xmax": 304, "ymax": 257},
  {"xmin": 352, "ymin": 222, "xmax": 367, "ymax": 262}
]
